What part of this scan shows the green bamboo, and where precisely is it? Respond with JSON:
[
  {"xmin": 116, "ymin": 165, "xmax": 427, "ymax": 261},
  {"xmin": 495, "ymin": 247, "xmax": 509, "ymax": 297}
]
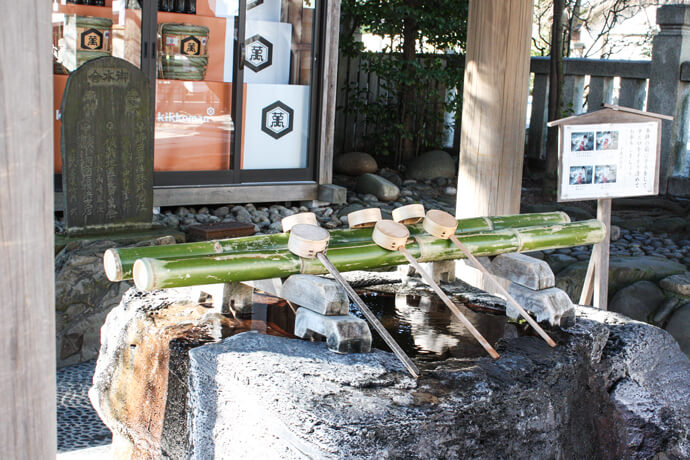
[
  {"xmin": 105, "ymin": 212, "xmax": 571, "ymax": 281},
  {"xmin": 133, "ymin": 219, "xmax": 604, "ymax": 291}
]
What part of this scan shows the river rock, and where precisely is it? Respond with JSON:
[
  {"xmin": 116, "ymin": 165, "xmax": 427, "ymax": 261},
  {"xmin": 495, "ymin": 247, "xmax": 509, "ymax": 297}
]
[
  {"xmin": 556, "ymin": 256, "xmax": 686, "ymax": 301},
  {"xmin": 659, "ymin": 272, "xmax": 690, "ymax": 296},
  {"xmin": 545, "ymin": 253, "xmax": 578, "ymax": 274},
  {"xmin": 377, "ymin": 167, "xmax": 403, "ymax": 187},
  {"xmin": 665, "ymin": 303, "xmax": 690, "ymax": 357},
  {"xmin": 405, "ymin": 150, "xmax": 455, "ymax": 180},
  {"xmin": 333, "ymin": 152, "xmax": 378, "ymax": 176},
  {"xmin": 355, "ymin": 173, "xmax": 400, "ymax": 202},
  {"xmin": 608, "ymin": 280, "xmax": 666, "ymax": 322},
  {"xmin": 652, "ymin": 216, "xmax": 688, "ymax": 234},
  {"xmin": 213, "ymin": 206, "xmax": 230, "ymax": 218}
]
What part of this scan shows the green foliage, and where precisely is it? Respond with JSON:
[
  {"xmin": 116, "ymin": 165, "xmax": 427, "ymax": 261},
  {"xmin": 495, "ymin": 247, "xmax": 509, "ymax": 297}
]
[{"xmin": 339, "ymin": 0, "xmax": 468, "ymax": 164}]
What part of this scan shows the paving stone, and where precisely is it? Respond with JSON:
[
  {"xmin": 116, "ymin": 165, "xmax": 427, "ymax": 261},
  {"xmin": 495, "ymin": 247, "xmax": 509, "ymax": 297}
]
[
  {"xmin": 490, "ymin": 253, "xmax": 555, "ymax": 290},
  {"xmin": 660, "ymin": 272, "xmax": 690, "ymax": 296},
  {"xmin": 281, "ymin": 274, "xmax": 349, "ymax": 316},
  {"xmin": 294, "ymin": 308, "xmax": 372, "ymax": 354},
  {"xmin": 507, "ymin": 284, "xmax": 575, "ymax": 327}
]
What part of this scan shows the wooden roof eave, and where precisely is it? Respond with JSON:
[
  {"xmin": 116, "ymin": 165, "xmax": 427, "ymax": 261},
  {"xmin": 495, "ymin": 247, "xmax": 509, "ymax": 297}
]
[{"xmin": 546, "ymin": 104, "xmax": 673, "ymax": 128}]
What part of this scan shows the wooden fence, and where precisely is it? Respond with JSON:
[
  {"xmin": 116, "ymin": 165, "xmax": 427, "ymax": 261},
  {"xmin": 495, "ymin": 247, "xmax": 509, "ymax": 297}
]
[
  {"xmin": 333, "ymin": 52, "xmax": 461, "ymax": 158},
  {"xmin": 334, "ymin": 53, "xmax": 652, "ymax": 161},
  {"xmin": 526, "ymin": 56, "xmax": 651, "ymax": 161}
]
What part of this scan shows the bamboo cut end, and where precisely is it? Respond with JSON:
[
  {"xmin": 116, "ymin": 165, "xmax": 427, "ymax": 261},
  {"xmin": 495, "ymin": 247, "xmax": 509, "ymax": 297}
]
[
  {"xmin": 372, "ymin": 220, "xmax": 410, "ymax": 250},
  {"xmin": 281, "ymin": 212, "xmax": 318, "ymax": 233},
  {"xmin": 133, "ymin": 258, "xmax": 156, "ymax": 291},
  {"xmin": 347, "ymin": 208, "xmax": 382, "ymax": 229},
  {"xmin": 287, "ymin": 224, "xmax": 330, "ymax": 258},
  {"xmin": 103, "ymin": 248, "xmax": 123, "ymax": 282},
  {"xmin": 423, "ymin": 210, "xmax": 458, "ymax": 239},
  {"xmin": 392, "ymin": 204, "xmax": 425, "ymax": 225}
]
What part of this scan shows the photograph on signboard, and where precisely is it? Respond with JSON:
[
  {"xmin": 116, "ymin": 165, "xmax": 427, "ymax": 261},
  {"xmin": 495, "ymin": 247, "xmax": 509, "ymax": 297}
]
[
  {"xmin": 595, "ymin": 131, "xmax": 619, "ymax": 150},
  {"xmin": 569, "ymin": 166, "xmax": 593, "ymax": 185},
  {"xmin": 570, "ymin": 132, "xmax": 594, "ymax": 151},
  {"xmin": 594, "ymin": 165, "xmax": 617, "ymax": 184},
  {"xmin": 559, "ymin": 121, "xmax": 658, "ymax": 201}
]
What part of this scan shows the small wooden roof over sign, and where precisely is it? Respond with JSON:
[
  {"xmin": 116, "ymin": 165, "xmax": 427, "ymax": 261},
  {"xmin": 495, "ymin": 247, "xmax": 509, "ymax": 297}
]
[
  {"xmin": 547, "ymin": 104, "xmax": 672, "ymax": 127},
  {"xmin": 550, "ymin": 104, "xmax": 673, "ymax": 203}
]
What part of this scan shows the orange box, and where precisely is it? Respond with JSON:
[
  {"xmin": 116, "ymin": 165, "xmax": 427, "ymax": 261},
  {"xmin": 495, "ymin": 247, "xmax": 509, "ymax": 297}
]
[
  {"xmin": 154, "ymin": 79, "xmax": 244, "ymax": 171},
  {"xmin": 53, "ymin": 75, "xmax": 245, "ymax": 173}
]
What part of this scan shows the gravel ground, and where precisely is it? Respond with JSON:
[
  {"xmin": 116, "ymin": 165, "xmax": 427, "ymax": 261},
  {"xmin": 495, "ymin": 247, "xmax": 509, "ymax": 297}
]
[{"xmin": 57, "ymin": 361, "xmax": 111, "ymax": 453}]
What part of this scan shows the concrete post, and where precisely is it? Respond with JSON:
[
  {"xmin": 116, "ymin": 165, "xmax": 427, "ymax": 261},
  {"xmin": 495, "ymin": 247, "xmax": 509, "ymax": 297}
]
[{"xmin": 647, "ymin": 5, "xmax": 690, "ymax": 192}]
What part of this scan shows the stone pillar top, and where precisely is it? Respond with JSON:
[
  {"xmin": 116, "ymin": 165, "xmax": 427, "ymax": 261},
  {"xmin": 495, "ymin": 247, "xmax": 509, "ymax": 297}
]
[{"xmin": 657, "ymin": 5, "xmax": 690, "ymax": 28}]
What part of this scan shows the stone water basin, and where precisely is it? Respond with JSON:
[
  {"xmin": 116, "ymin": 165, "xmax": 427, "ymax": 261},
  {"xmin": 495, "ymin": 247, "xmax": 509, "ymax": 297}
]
[{"xmin": 90, "ymin": 282, "xmax": 690, "ymax": 459}]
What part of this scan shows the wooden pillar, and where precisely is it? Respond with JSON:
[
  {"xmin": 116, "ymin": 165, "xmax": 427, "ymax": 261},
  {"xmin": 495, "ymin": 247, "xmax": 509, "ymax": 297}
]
[
  {"xmin": 0, "ymin": 0, "xmax": 56, "ymax": 458},
  {"xmin": 317, "ymin": 0, "xmax": 341, "ymax": 186},
  {"xmin": 456, "ymin": 0, "xmax": 534, "ymax": 218}
]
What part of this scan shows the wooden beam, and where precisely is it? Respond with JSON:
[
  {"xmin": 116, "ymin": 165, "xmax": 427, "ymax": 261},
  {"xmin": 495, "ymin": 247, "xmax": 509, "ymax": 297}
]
[
  {"xmin": 456, "ymin": 0, "xmax": 534, "ymax": 218},
  {"xmin": 55, "ymin": 184, "xmax": 320, "ymax": 210},
  {"xmin": 153, "ymin": 184, "xmax": 318, "ymax": 207},
  {"xmin": 530, "ymin": 57, "xmax": 651, "ymax": 79},
  {"xmin": 0, "ymin": 0, "xmax": 57, "ymax": 457}
]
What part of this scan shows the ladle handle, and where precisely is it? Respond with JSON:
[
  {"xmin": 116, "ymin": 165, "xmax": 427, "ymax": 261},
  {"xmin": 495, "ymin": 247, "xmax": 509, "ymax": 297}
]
[
  {"xmin": 398, "ymin": 247, "xmax": 500, "ymax": 360},
  {"xmin": 448, "ymin": 235, "xmax": 557, "ymax": 348},
  {"xmin": 316, "ymin": 252, "xmax": 421, "ymax": 379}
]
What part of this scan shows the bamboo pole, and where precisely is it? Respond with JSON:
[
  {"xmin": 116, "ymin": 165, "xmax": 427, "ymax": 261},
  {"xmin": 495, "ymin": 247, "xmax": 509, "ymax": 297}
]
[
  {"xmin": 106, "ymin": 212, "xmax": 571, "ymax": 281},
  {"xmin": 422, "ymin": 210, "xmax": 556, "ymax": 347},
  {"xmin": 285, "ymin": 223, "xmax": 420, "ymax": 378},
  {"xmin": 132, "ymin": 220, "xmax": 605, "ymax": 291}
]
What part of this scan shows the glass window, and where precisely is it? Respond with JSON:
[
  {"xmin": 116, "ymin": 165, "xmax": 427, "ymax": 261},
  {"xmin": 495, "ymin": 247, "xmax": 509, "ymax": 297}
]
[
  {"xmin": 52, "ymin": 0, "xmax": 322, "ymax": 187},
  {"xmin": 52, "ymin": 0, "xmax": 141, "ymax": 175}
]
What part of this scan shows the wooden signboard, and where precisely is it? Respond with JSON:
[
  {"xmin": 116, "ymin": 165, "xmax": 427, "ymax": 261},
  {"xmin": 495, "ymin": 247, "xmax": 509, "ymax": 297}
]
[
  {"xmin": 548, "ymin": 105, "xmax": 672, "ymax": 309},
  {"xmin": 61, "ymin": 56, "xmax": 153, "ymax": 234}
]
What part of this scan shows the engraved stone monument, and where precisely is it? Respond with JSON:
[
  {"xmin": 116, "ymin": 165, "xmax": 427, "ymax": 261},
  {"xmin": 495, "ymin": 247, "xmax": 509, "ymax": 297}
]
[{"xmin": 61, "ymin": 56, "xmax": 153, "ymax": 234}]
